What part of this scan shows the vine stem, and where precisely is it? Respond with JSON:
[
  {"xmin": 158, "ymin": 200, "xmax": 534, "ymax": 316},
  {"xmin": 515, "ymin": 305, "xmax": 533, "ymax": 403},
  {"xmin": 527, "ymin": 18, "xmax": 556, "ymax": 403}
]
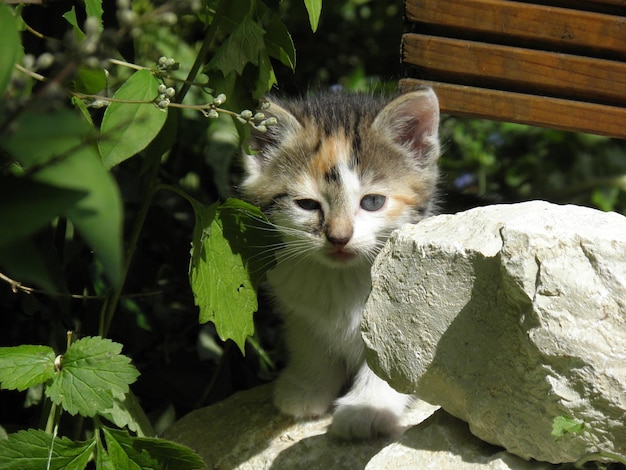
[
  {"xmin": 98, "ymin": 2, "xmax": 225, "ymax": 337},
  {"xmin": 177, "ymin": 0, "xmax": 227, "ymax": 102}
]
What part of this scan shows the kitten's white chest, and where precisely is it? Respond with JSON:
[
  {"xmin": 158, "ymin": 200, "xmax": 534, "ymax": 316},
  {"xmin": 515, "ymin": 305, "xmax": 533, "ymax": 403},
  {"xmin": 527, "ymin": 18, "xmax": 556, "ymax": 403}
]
[{"xmin": 267, "ymin": 259, "xmax": 372, "ymax": 354}]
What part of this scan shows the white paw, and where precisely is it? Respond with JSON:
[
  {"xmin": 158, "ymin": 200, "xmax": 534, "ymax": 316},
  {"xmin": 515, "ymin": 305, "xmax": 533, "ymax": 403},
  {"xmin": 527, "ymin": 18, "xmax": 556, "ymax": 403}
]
[
  {"xmin": 329, "ymin": 404, "xmax": 403, "ymax": 439},
  {"xmin": 273, "ymin": 378, "xmax": 334, "ymax": 419}
]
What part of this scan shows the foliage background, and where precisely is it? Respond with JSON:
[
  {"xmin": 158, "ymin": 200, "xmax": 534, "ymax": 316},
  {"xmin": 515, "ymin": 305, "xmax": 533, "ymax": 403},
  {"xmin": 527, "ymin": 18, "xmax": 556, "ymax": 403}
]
[{"xmin": 1, "ymin": 0, "xmax": 625, "ymax": 454}]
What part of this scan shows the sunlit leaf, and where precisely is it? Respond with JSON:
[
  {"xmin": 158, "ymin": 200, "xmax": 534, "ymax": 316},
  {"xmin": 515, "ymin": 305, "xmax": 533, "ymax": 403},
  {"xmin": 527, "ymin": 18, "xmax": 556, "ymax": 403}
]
[
  {"xmin": 0, "ymin": 4, "xmax": 20, "ymax": 96},
  {"xmin": 0, "ymin": 345, "xmax": 56, "ymax": 392},
  {"xmin": 103, "ymin": 427, "xmax": 205, "ymax": 469},
  {"xmin": 99, "ymin": 69, "xmax": 167, "ymax": 169},
  {"xmin": 46, "ymin": 337, "xmax": 140, "ymax": 417},
  {"xmin": 0, "ymin": 429, "xmax": 95, "ymax": 470},
  {"xmin": 189, "ymin": 199, "xmax": 278, "ymax": 353},
  {"xmin": 303, "ymin": 0, "xmax": 322, "ymax": 32}
]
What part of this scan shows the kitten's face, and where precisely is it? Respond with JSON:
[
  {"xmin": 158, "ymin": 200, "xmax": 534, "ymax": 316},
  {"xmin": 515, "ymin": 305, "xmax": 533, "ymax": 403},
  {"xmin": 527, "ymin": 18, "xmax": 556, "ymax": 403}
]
[{"xmin": 241, "ymin": 89, "xmax": 440, "ymax": 269}]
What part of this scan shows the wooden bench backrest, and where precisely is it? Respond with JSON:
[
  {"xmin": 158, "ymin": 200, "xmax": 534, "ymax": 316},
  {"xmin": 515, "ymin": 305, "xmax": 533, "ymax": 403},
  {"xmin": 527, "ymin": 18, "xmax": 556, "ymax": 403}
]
[{"xmin": 399, "ymin": 0, "xmax": 626, "ymax": 139}]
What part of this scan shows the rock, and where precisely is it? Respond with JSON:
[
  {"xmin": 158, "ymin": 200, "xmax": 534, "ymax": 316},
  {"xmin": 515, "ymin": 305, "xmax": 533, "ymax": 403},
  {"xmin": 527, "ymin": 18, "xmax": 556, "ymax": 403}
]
[
  {"xmin": 164, "ymin": 383, "xmax": 556, "ymax": 469},
  {"xmin": 362, "ymin": 201, "xmax": 626, "ymax": 464}
]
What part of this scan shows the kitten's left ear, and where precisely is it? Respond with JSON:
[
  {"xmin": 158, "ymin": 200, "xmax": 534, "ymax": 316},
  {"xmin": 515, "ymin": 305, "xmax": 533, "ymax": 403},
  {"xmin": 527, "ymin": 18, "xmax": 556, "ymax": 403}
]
[{"xmin": 372, "ymin": 88, "xmax": 440, "ymax": 164}]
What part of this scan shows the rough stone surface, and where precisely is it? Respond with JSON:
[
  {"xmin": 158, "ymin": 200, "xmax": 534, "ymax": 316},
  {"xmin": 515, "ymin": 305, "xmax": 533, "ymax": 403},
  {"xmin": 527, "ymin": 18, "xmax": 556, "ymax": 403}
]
[
  {"xmin": 362, "ymin": 201, "xmax": 626, "ymax": 464},
  {"xmin": 164, "ymin": 383, "xmax": 556, "ymax": 469}
]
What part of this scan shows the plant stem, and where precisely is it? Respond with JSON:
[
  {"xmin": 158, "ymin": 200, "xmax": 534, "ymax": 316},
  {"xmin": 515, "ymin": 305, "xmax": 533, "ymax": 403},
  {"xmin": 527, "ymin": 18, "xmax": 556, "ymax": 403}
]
[
  {"xmin": 99, "ymin": 153, "xmax": 161, "ymax": 337},
  {"xmin": 177, "ymin": 0, "xmax": 227, "ymax": 102}
]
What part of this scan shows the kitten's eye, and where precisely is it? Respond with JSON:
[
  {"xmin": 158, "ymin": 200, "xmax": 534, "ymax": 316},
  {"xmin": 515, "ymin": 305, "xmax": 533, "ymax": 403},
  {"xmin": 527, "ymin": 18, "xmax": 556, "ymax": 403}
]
[
  {"xmin": 295, "ymin": 199, "xmax": 321, "ymax": 211},
  {"xmin": 360, "ymin": 194, "xmax": 386, "ymax": 211}
]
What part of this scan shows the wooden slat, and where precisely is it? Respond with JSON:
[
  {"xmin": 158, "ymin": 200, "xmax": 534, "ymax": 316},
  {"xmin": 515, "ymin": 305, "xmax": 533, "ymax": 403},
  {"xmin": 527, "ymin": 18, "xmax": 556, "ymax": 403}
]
[
  {"xmin": 402, "ymin": 34, "xmax": 626, "ymax": 105},
  {"xmin": 400, "ymin": 78, "xmax": 626, "ymax": 139},
  {"xmin": 406, "ymin": 0, "xmax": 626, "ymax": 56}
]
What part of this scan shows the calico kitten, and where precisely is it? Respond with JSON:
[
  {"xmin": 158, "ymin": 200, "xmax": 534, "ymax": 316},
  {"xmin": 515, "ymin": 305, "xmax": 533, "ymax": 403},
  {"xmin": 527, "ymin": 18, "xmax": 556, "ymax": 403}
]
[{"xmin": 240, "ymin": 88, "xmax": 440, "ymax": 439}]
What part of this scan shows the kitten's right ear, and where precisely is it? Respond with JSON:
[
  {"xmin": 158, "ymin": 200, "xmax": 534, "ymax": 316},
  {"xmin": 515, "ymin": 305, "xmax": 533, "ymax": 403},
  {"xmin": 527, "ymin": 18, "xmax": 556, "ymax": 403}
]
[
  {"xmin": 372, "ymin": 88, "xmax": 440, "ymax": 165},
  {"xmin": 244, "ymin": 100, "xmax": 302, "ymax": 175}
]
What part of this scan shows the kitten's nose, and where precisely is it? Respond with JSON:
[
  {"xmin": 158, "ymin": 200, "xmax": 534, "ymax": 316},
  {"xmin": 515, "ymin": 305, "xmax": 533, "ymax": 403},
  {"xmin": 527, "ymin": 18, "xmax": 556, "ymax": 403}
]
[{"xmin": 327, "ymin": 235, "xmax": 351, "ymax": 247}]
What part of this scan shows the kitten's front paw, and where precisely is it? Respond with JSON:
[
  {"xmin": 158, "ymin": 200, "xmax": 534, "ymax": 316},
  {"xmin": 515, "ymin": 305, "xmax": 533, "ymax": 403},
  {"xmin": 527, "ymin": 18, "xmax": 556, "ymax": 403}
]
[
  {"xmin": 329, "ymin": 404, "xmax": 403, "ymax": 440},
  {"xmin": 274, "ymin": 378, "xmax": 334, "ymax": 419}
]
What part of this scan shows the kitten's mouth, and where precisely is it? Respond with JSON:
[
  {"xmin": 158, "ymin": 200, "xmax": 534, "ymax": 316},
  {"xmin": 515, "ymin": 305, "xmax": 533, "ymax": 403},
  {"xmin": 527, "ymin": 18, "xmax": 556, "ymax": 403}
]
[{"xmin": 327, "ymin": 249, "xmax": 357, "ymax": 262}]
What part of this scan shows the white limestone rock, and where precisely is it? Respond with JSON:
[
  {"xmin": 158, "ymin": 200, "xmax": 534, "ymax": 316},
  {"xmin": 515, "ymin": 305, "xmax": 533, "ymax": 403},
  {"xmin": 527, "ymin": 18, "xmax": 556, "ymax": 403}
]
[
  {"xmin": 362, "ymin": 201, "xmax": 626, "ymax": 464},
  {"xmin": 163, "ymin": 383, "xmax": 556, "ymax": 469}
]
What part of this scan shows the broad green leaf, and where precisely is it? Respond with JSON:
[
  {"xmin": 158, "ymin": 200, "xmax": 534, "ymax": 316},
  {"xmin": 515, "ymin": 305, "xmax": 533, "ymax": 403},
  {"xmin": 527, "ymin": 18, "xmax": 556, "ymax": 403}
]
[
  {"xmin": 1, "ymin": 109, "xmax": 123, "ymax": 285},
  {"xmin": 265, "ymin": 14, "xmax": 296, "ymax": 70},
  {"xmin": 99, "ymin": 391, "xmax": 156, "ymax": 437},
  {"xmin": 99, "ymin": 69, "xmax": 167, "ymax": 169},
  {"xmin": 551, "ymin": 416, "xmax": 585, "ymax": 439},
  {"xmin": 46, "ymin": 336, "xmax": 140, "ymax": 417},
  {"xmin": 0, "ymin": 4, "xmax": 19, "ymax": 96},
  {"xmin": 0, "ymin": 176, "xmax": 87, "ymax": 246},
  {"xmin": 189, "ymin": 199, "xmax": 278, "ymax": 353},
  {"xmin": 0, "ymin": 429, "xmax": 95, "ymax": 470},
  {"xmin": 208, "ymin": 15, "xmax": 265, "ymax": 76},
  {"xmin": 103, "ymin": 427, "xmax": 205, "ymax": 469},
  {"xmin": 74, "ymin": 67, "xmax": 106, "ymax": 94},
  {"xmin": 0, "ymin": 345, "xmax": 56, "ymax": 391},
  {"xmin": 303, "ymin": 0, "xmax": 322, "ymax": 32}
]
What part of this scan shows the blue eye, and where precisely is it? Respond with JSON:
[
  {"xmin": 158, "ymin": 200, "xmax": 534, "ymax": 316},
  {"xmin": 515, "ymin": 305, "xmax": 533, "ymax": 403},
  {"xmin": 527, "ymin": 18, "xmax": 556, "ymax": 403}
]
[
  {"xmin": 296, "ymin": 199, "xmax": 321, "ymax": 211},
  {"xmin": 360, "ymin": 194, "xmax": 386, "ymax": 211}
]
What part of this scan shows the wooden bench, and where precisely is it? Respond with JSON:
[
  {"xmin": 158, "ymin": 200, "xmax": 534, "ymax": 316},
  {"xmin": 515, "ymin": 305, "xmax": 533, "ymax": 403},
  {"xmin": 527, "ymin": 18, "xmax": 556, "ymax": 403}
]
[{"xmin": 399, "ymin": 0, "xmax": 626, "ymax": 139}]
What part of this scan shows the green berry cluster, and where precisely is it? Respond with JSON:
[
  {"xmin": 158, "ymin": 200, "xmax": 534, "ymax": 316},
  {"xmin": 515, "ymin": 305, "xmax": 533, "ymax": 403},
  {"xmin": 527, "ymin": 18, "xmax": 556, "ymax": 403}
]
[
  {"xmin": 236, "ymin": 103, "xmax": 277, "ymax": 132},
  {"xmin": 156, "ymin": 84, "xmax": 176, "ymax": 110}
]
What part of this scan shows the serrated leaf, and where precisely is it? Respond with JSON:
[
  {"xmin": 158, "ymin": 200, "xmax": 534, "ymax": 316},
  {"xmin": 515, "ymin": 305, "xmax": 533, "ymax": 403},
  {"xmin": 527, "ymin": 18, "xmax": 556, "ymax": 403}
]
[
  {"xmin": 303, "ymin": 0, "xmax": 322, "ymax": 32},
  {"xmin": 0, "ymin": 429, "xmax": 95, "ymax": 470},
  {"xmin": 189, "ymin": 199, "xmax": 278, "ymax": 353},
  {"xmin": 62, "ymin": 6, "xmax": 85, "ymax": 38},
  {"xmin": 102, "ymin": 427, "xmax": 159, "ymax": 469},
  {"xmin": 99, "ymin": 69, "xmax": 167, "ymax": 169},
  {"xmin": 103, "ymin": 427, "xmax": 205, "ymax": 469},
  {"xmin": 0, "ymin": 345, "xmax": 56, "ymax": 391},
  {"xmin": 265, "ymin": 14, "xmax": 296, "ymax": 70},
  {"xmin": 0, "ymin": 4, "xmax": 20, "ymax": 97},
  {"xmin": 208, "ymin": 15, "xmax": 265, "ymax": 76},
  {"xmin": 99, "ymin": 391, "xmax": 156, "ymax": 437},
  {"xmin": 0, "ymin": 176, "xmax": 87, "ymax": 246},
  {"xmin": 46, "ymin": 336, "xmax": 140, "ymax": 417},
  {"xmin": 1, "ymin": 109, "xmax": 123, "ymax": 286}
]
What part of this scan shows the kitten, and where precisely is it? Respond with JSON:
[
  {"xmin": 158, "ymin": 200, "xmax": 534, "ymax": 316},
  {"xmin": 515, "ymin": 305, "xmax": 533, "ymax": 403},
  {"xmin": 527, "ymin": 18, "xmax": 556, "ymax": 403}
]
[{"xmin": 240, "ymin": 88, "xmax": 440, "ymax": 439}]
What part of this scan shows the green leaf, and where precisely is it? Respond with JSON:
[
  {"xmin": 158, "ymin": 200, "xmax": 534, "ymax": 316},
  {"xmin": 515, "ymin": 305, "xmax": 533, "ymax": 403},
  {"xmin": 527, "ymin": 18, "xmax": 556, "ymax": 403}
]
[
  {"xmin": 1, "ymin": 109, "xmax": 124, "ymax": 285},
  {"xmin": 99, "ymin": 69, "xmax": 167, "ymax": 169},
  {"xmin": 62, "ymin": 6, "xmax": 85, "ymax": 38},
  {"xmin": 551, "ymin": 416, "xmax": 585, "ymax": 439},
  {"xmin": 85, "ymin": 0, "xmax": 103, "ymax": 32},
  {"xmin": 264, "ymin": 14, "xmax": 296, "ymax": 70},
  {"xmin": 189, "ymin": 198, "xmax": 278, "ymax": 353},
  {"xmin": 46, "ymin": 336, "xmax": 140, "ymax": 417},
  {"xmin": 103, "ymin": 427, "xmax": 205, "ymax": 469},
  {"xmin": 303, "ymin": 0, "xmax": 322, "ymax": 32},
  {"xmin": 0, "ymin": 429, "xmax": 95, "ymax": 470},
  {"xmin": 74, "ymin": 67, "xmax": 107, "ymax": 94},
  {"xmin": 0, "ymin": 176, "xmax": 87, "ymax": 246},
  {"xmin": 99, "ymin": 391, "xmax": 156, "ymax": 437},
  {"xmin": 0, "ymin": 4, "xmax": 20, "ymax": 96},
  {"xmin": 208, "ymin": 15, "xmax": 265, "ymax": 76},
  {"xmin": 0, "ymin": 345, "xmax": 56, "ymax": 391}
]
